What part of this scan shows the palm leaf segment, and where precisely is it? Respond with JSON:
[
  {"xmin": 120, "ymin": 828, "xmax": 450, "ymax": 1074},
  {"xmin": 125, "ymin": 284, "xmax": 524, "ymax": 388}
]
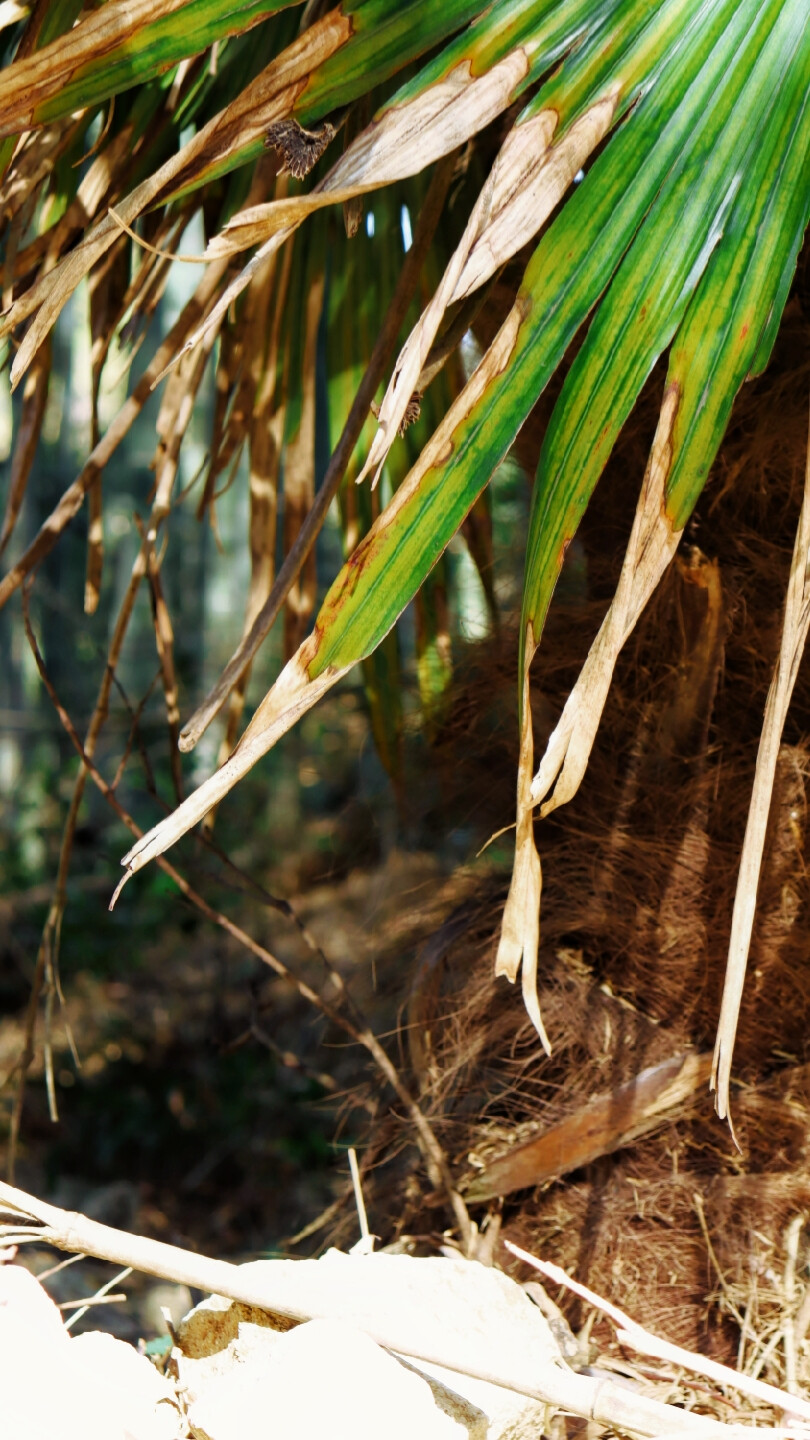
[{"xmin": 2, "ymin": 0, "xmax": 808, "ymax": 1116}]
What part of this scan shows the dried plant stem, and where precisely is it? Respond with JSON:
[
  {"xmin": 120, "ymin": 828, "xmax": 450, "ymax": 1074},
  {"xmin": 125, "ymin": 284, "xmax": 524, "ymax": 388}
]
[
  {"xmin": 20, "ymin": 593, "xmax": 470, "ymax": 1248},
  {"xmin": 693, "ymin": 1192, "xmax": 747, "ymax": 1332},
  {"xmin": 0, "ymin": 1181, "xmax": 744, "ymax": 1438},
  {"xmin": 0, "ymin": 256, "xmax": 230, "ymax": 609},
  {"xmin": 143, "ymin": 528, "xmax": 183, "ymax": 802},
  {"xmin": 63, "ymin": 1265, "xmax": 132, "ymax": 1332},
  {"xmin": 180, "ymin": 149, "xmax": 459, "ymax": 751},
  {"xmin": 348, "ymin": 1146, "xmax": 371, "ymax": 1247},
  {"xmin": 506, "ymin": 1241, "xmax": 810, "ymax": 1424},
  {"xmin": 6, "ymin": 545, "xmax": 149, "ymax": 1180},
  {"xmin": 712, "ymin": 396, "xmax": 810, "ymax": 1127},
  {"xmin": 4, "ymin": 941, "xmax": 46, "ymax": 1183},
  {"xmin": 781, "ymin": 1214, "xmax": 806, "ymax": 1396}
]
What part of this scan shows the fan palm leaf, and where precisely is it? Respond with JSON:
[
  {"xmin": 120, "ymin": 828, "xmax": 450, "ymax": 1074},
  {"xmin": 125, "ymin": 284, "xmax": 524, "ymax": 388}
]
[{"xmin": 1, "ymin": 0, "xmax": 808, "ymax": 1117}]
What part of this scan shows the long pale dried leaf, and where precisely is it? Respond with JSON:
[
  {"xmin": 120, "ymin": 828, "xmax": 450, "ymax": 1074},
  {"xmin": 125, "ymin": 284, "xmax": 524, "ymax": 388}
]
[
  {"xmin": 494, "ymin": 627, "xmax": 549, "ymax": 1051},
  {"xmin": 2, "ymin": 6, "xmax": 353, "ymax": 386},
  {"xmin": 358, "ymin": 96, "xmax": 616, "ymax": 484},
  {"xmin": 712, "ymin": 397, "xmax": 810, "ymax": 1127},
  {"xmin": 530, "ymin": 385, "xmax": 682, "ymax": 814},
  {"xmin": 207, "ymin": 47, "xmax": 533, "ymax": 259}
]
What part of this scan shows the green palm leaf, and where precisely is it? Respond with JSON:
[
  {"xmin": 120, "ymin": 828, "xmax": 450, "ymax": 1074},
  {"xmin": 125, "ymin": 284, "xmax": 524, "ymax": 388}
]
[
  {"xmin": 0, "ymin": 2, "xmax": 306, "ymax": 139},
  {"xmin": 2, "ymin": 0, "xmax": 808, "ymax": 1103}
]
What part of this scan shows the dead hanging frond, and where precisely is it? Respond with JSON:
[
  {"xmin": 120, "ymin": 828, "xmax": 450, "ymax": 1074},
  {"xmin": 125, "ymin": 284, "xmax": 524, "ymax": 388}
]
[
  {"xmin": 357, "ymin": 96, "xmax": 618, "ymax": 487},
  {"xmin": 0, "ymin": 5, "xmax": 356, "ymax": 391},
  {"xmin": 0, "ymin": 253, "xmax": 230, "ymax": 611},
  {"xmin": 490, "ymin": 386, "xmax": 682, "ymax": 1042},
  {"xmin": 712, "ymin": 394, "xmax": 810, "ymax": 1131},
  {"xmin": 281, "ymin": 225, "xmax": 324, "ymax": 658},
  {"xmin": 530, "ymin": 384, "xmax": 683, "ymax": 817},
  {"xmin": 494, "ymin": 626, "xmax": 548, "ymax": 1053},
  {"xmin": 0, "ymin": 333, "xmax": 50, "ymax": 555},
  {"xmin": 178, "ymin": 150, "xmax": 458, "ymax": 752}
]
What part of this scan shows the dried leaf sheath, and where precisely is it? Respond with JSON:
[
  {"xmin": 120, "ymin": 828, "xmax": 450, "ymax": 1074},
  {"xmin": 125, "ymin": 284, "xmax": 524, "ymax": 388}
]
[
  {"xmin": 466, "ymin": 1052, "xmax": 714, "ymax": 1202},
  {"xmin": 0, "ymin": 336, "xmax": 50, "ymax": 555}
]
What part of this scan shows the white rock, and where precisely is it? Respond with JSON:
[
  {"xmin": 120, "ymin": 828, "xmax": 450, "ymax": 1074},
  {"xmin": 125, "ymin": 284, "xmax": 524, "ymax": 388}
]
[
  {"xmin": 175, "ymin": 1251, "xmax": 556, "ymax": 1439},
  {"xmin": 0, "ymin": 1262, "xmax": 183, "ymax": 1440},
  {"xmin": 0, "ymin": 1260, "xmax": 68, "ymax": 1351},
  {"xmin": 173, "ymin": 1289, "xmax": 294, "ymax": 1404},
  {"xmin": 188, "ymin": 1317, "xmax": 467, "ymax": 1440},
  {"xmin": 72, "ymin": 1331, "xmax": 184, "ymax": 1440}
]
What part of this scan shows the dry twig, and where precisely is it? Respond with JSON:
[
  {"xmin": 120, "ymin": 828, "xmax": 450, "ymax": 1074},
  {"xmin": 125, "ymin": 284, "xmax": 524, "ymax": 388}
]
[
  {"xmin": 505, "ymin": 1240, "xmax": 810, "ymax": 1424},
  {"xmin": 18, "ymin": 589, "xmax": 471, "ymax": 1247},
  {"xmin": 0, "ymin": 1181, "xmax": 756, "ymax": 1439}
]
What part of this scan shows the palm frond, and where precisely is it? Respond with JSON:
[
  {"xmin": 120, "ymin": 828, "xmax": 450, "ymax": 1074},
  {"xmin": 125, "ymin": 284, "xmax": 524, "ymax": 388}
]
[{"xmin": 1, "ymin": 0, "xmax": 808, "ymax": 1112}]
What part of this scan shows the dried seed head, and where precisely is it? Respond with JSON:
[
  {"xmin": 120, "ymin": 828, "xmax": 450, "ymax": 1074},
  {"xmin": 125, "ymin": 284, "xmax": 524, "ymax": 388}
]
[
  {"xmin": 400, "ymin": 393, "xmax": 422, "ymax": 433},
  {"xmin": 369, "ymin": 393, "xmax": 423, "ymax": 441},
  {"xmin": 265, "ymin": 118, "xmax": 336, "ymax": 180}
]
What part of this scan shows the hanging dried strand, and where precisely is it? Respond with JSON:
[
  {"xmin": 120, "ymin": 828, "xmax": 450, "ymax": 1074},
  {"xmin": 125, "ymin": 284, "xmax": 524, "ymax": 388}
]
[
  {"xmin": 180, "ymin": 150, "xmax": 459, "ymax": 751},
  {"xmin": 712, "ymin": 393, "xmax": 810, "ymax": 1132},
  {"xmin": 0, "ymin": 334, "xmax": 50, "ymax": 555}
]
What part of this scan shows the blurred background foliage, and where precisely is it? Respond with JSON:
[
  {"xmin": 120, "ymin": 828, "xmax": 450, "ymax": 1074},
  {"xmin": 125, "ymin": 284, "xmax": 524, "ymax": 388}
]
[{"xmin": 0, "ymin": 185, "xmax": 531, "ymax": 1286}]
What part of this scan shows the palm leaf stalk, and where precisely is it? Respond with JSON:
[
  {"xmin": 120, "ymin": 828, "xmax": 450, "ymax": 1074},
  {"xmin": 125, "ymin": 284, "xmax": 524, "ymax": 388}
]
[{"xmin": 1, "ymin": 0, "xmax": 808, "ymax": 1123}]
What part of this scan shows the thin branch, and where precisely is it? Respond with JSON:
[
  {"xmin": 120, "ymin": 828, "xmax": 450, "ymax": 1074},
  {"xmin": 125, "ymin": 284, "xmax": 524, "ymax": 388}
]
[
  {"xmin": 505, "ymin": 1241, "xmax": 810, "ymax": 1424},
  {"xmin": 0, "ymin": 1181, "xmax": 752, "ymax": 1438},
  {"xmin": 20, "ymin": 589, "xmax": 470, "ymax": 1248},
  {"xmin": 63, "ymin": 1265, "xmax": 132, "ymax": 1331}
]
